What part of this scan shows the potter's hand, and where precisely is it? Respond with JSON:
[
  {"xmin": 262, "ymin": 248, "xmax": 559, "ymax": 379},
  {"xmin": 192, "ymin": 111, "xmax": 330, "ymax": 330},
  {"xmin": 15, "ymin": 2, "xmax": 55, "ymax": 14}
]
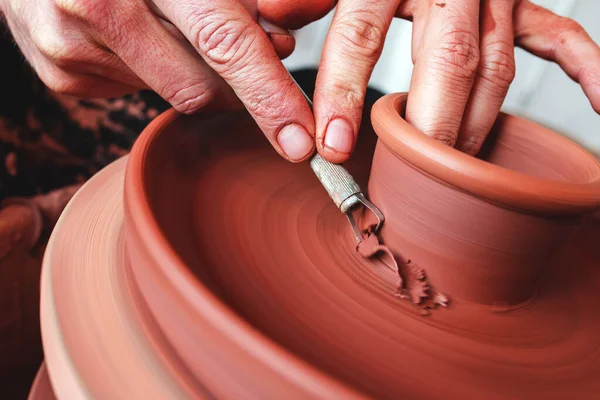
[
  {"xmin": 0, "ymin": 0, "xmax": 331, "ymax": 162},
  {"xmin": 312, "ymin": 0, "xmax": 600, "ymax": 161}
]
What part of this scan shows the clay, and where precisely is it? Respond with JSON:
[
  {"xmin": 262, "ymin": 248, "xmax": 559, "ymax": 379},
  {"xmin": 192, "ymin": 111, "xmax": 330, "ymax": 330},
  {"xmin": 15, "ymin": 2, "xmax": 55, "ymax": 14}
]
[
  {"xmin": 369, "ymin": 93, "xmax": 600, "ymax": 305},
  {"xmin": 356, "ymin": 226, "xmax": 448, "ymax": 313},
  {"xmin": 37, "ymin": 91, "xmax": 600, "ymax": 399},
  {"xmin": 28, "ymin": 364, "xmax": 57, "ymax": 400},
  {"xmin": 41, "ymin": 158, "xmax": 210, "ymax": 399},
  {"xmin": 356, "ymin": 231, "xmax": 399, "ymax": 274},
  {"xmin": 118, "ymin": 93, "xmax": 600, "ymax": 399}
]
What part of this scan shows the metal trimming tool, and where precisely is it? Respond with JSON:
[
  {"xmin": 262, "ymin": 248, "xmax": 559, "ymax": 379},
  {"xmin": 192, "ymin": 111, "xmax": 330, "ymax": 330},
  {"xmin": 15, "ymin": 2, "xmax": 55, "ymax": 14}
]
[{"xmin": 288, "ymin": 73, "xmax": 385, "ymax": 244}]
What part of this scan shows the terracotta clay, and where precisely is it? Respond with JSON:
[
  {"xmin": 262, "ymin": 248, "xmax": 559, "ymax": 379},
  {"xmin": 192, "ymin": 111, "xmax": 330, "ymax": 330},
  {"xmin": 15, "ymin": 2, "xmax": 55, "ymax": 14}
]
[
  {"xmin": 368, "ymin": 93, "xmax": 600, "ymax": 305},
  {"xmin": 38, "ymin": 92, "xmax": 600, "ymax": 399},
  {"xmin": 28, "ymin": 364, "xmax": 57, "ymax": 400},
  {"xmin": 121, "ymin": 93, "xmax": 600, "ymax": 398},
  {"xmin": 40, "ymin": 158, "xmax": 208, "ymax": 399},
  {"xmin": 1, "ymin": 186, "xmax": 81, "ymax": 395}
]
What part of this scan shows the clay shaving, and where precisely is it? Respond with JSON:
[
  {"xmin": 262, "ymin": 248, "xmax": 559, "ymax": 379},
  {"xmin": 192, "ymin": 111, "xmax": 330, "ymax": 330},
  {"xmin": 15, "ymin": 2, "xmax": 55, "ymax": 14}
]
[{"xmin": 357, "ymin": 224, "xmax": 448, "ymax": 314}]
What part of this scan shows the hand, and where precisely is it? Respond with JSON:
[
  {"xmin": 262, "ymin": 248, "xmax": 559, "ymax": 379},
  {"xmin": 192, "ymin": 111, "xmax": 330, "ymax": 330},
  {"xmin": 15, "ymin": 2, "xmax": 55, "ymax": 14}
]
[
  {"xmin": 0, "ymin": 0, "xmax": 331, "ymax": 162},
  {"xmin": 310, "ymin": 0, "xmax": 600, "ymax": 161}
]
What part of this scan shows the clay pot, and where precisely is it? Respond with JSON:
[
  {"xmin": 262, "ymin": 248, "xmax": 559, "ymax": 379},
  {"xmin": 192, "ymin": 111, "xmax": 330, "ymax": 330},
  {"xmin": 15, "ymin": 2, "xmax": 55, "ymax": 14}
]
[
  {"xmin": 47, "ymin": 91, "xmax": 600, "ymax": 399},
  {"xmin": 123, "ymin": 110, "xmax": 364, "ymax": 398},
  {"xmin": 369, "ymin": 93, "xmax": 600, "ymax": 306}
]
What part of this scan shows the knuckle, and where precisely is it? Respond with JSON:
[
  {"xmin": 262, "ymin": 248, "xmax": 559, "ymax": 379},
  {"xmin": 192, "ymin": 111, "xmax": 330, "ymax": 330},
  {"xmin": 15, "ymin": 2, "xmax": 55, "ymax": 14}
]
[
  {"xmin": 479, "ymin": 43, "xmax": 515, "ymax": 89},
  {"xmin": 431, "ymin": 27, "xmax": 480, "ymax": 79},
  {"xmin": 191, "ymin": 11, "xmax": 256, "ymax": 67},
  {"xmin": 322, "ymin": 80, "xmax": 364, "ymax": 112},
  {"xmin": 554, "ymin": 17, "xmax": 586, "ymax": 38},
  {"xmin": 430, "ymin": 131, "xmax": 457, "ymax": 147},
  {"xmin": 54, "ymin": 0, "xmax": 139, "ymax": 39},
  {"xmin": 54, "ymin": 0, "xmax": 107, "ymax": 23},
  {"xmin": 459, "ymin": 134, "xmax": 486, "ymax": 155},
  {"xmin": 423, "ymin": 122, "xmax": 460, "ymax": 146},
  {"xmin": 245, "ymin": 79, "xmax": 296, "ymax": 123},
  {"xmin": 33, "ymin": 30, "xmax": 78, "ymax": 68},
  {"xmin": 331, "ymin": 10, "xmax": 386, "ymax": 60},
  {"xmin": 552, "ymin": 17, "xmax": 587, "ymax": 51},
  {"xmin": 38, "ymin": 68, "xmax": 80, "ymax": 95},
  {"xmin": 163, "ymin": 82, "xmax": 217, "ymax": 114}
]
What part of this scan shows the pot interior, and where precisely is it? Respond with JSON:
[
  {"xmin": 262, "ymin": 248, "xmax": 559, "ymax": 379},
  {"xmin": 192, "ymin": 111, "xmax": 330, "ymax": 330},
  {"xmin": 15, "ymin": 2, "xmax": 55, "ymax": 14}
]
[{"xmin": 475, "ymin": 115, "xmax": 597, "ymax": 183}]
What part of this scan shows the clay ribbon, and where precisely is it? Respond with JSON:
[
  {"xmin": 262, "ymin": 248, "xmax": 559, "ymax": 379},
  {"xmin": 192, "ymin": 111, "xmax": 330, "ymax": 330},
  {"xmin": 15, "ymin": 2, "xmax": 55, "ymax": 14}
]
[{"xmin": 357, "ymin": 218, "xmax": 448, "ymax": 314}]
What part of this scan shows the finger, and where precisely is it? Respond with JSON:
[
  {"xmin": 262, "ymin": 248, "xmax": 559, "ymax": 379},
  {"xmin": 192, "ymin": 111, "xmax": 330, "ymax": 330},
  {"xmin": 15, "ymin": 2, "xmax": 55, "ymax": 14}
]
[
  {"xmin": 19, "ymin": 28, "xmax": 140, "ymax": 97},
  {"xmin": 405, "ymin": 0, "xmax": 481, "ymax": 146},
  {"xmin": 38, "ymin": 40, "xmax": 149, "ymax": 89},
  {"xmin": 455, "ymin": 0, "xmax": 515, "ymax": 155},
  {"xmin": 267, "ymin": 31, "xmax": 295, "ymax": 59},
  {"xmin": 314, "ymin": 0, "xmax": 400, "ymax": 163},
  {"xmin": 155, "ymin": 0, "xmax": 316, "ymax": 162},
  {"xmin": 257, "ymin": 16, "xmax": 296, "ymax": 59},
  {"xmin": 20, "ymin": 1, "xmax": 148, "ymax": 89},
  {"xmin": 395, "ymin": 0, "xmax": 415, "ymax": 20},
  {"xmin": 57, "ymin": 0, "xmax": 240, "ymax": 113},
  {"xmin": 514, "ymin": 0, "xmax": 600, "ymax": 113},
  {"xmin": 36, "ymin": 63, "xmax": 140, "ymax": 98},
  {"xmin": 408, "ymin": 1, "xmax": 425, "ymax": 64},
  {"xmin": 258, "ymin": 0, "xmax": 337, "ymax": 30},
  {"xmin": 149, "ymin": 1, "xmax": 296, "ymax": 60}
]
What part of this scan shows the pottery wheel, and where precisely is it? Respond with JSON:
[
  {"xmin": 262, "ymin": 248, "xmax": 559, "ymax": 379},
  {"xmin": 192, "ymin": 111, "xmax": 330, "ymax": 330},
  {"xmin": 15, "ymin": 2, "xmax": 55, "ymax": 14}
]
[
  {"xmin": 42, "ymin": 108, "xmax": 600, "ymax": 399},
  {"xmin": 41, "ymin": 158, "xmax": 204, "ymax": 399},
  {"xmin": 28, "ymin": 364, "xmax": 56, "ymax": 400}
]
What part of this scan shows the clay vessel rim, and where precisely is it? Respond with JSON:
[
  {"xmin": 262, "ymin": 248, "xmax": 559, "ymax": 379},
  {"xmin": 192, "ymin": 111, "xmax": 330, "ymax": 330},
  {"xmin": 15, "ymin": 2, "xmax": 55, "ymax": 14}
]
[
  {"xmin": 124, "ymin": 109, "xmax": 364, "ymax": 398},
  {"xmin": 371, "ymin": 93, "xmax": 600, "ymax": 214}
]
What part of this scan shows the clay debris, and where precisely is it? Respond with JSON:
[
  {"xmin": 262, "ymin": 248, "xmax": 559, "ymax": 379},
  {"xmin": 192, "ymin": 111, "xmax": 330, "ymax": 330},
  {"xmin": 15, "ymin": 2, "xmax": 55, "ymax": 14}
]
[{"xmin": 357, "ymin": 225, "xmax": 448, "ymax": 314}]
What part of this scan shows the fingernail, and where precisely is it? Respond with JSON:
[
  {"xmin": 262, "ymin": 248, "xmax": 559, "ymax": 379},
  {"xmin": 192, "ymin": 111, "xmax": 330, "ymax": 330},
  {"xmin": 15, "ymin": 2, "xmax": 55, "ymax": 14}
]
[
  {"xmin": 258, "ymin": 16, "xmax": 290, "ymax": 35},
  {"xmin": 277, "ymin": 124, "xmax": 314, "ymax": 161},
  {"xmin": 258, "ymin": 16, "xmax": 295, "ymax": 58},
  {"xmin": 324, "ymin": 118, "xmax": 354, "ymax": 154}
]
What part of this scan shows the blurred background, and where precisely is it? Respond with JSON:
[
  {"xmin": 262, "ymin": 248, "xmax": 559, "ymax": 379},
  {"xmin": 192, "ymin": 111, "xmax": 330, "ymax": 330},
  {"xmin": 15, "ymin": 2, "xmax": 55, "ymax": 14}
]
[{"xmin": 284, "ymin": 0, "xmax": 600, "ymax": 157}]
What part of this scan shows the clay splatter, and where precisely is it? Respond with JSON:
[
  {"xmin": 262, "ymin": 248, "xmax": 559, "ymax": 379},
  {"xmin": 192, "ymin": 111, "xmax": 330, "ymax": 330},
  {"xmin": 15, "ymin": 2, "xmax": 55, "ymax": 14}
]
[
  {"xmin": 357, "ymin": 224, "xmax": 448, "ymax": 314},
  {"xmin": 395, "ymin": 260, "xmax": 449, "ymax": 315},
  {"xmin": 357, "ymin": 229, "xmax": 399, "ymax": 274}
]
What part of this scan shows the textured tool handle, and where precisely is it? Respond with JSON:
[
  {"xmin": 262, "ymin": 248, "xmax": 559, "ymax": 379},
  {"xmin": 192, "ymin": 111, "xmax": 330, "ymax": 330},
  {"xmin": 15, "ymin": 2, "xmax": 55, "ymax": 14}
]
[{"xmin": 310, "ymin": 154, "xmax": 362, "ymax": 213}]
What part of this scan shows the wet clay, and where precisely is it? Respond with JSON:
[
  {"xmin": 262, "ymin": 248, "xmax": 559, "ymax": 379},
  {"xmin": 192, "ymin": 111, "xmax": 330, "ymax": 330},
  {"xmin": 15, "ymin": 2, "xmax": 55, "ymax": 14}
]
[
  {"xmin": 356, "ymin": 225, "xmax": 448, "ymax": 313},
  {"xmin": 122, "ymin": 93, "xmax": 600, "ymax": 399},
  {"xmin": 28, "ymin": 364, "xmax": 57, "ymax": 400},
  {"xmin": 369, "ymin": 94, "xmax": 600, "ymax": 305}
]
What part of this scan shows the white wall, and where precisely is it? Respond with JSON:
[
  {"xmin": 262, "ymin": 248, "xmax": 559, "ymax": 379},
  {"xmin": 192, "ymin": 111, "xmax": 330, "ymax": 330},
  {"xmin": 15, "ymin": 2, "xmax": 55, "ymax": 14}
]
[{"xmin": 283, "ymin": 0, "xmax": 600, "ymax": 156}]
